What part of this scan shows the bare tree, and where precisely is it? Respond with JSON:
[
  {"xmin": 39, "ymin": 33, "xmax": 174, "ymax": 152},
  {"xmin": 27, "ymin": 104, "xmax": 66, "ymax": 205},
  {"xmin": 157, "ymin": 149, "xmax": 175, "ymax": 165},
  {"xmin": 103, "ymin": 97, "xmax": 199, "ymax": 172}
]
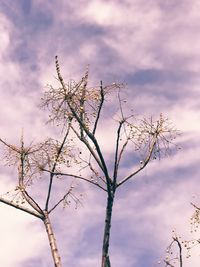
[
  {"xmin": 39, "ymin": 56, "xmax": 178, "ymax": 267},
  {"xmin": 160, "ymin": 202, "xmax": 200, "ymax": 267},
  {"xmin": 0, "ymin": 55, "xmax": 178, "ymax": 266},
  {"xmin": 0, "ymin": 124, "xmax": 80, "ymax": 266},
  {"xmin": 163, "ymin": 233, "xmax": 183, "ymax": 267}
]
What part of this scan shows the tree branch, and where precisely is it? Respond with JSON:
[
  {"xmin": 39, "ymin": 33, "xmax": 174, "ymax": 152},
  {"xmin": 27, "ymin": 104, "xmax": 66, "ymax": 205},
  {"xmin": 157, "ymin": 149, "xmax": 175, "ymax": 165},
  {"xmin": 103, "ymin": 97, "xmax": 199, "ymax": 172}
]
[
  {"xmin": 113, "ymin": 120, "xmax": 124, "ymax": 186},
  {"xmin": 164, "ymin": 260, "xmax": 175, "ymax": 267},
  {"xmin": 117, "ymin": 133, "xmax": 157, "ymax": 187},
  {"xmin": 45, "ymin": 124, "xmax": 71, "ymax": 211},
  {"xmin": 67, "ymin": 101, "xmax": 112, "ymax": 189},
  {"xmin": 92, "ymin": 80, "xmax": 104, "ymax": 135},
  {"xmin": 55, "ymin": 57, "xmax": 112, "ymax": 196},
  {"xmin": 18, "ymin": 141, "xmax": 44, "ymax": 215},
  {"xmin": 48, "ymin": 188, "xmax": 72, "ymax": 214},
  {"xmin": 70, "ymin": 124, "xmax": 104, "ymax": 172},
  {"xmin": 191, "ymin": 202, "xmax": 200, "ymax": 210},
  {"xmin": 21, "ymin": 188, "xmax": 44, "ymax": 214},
  {"xmin": 0, "ymin": 138, "xmax": 20, "ymax": 153},
  {"xmin": 0, "ymin": 196, "xmax": 44, "ymax": 219},
  {"xmin": 42, "ymin": 169, "xmax": 107, "ymax": 192},
  {"xmin": 117, "ymin": 139, "xmax": 129, "ymax": 167},
  {"xmin": 173, "ymin": 237, "xmax": 183, "ymax": 267}
]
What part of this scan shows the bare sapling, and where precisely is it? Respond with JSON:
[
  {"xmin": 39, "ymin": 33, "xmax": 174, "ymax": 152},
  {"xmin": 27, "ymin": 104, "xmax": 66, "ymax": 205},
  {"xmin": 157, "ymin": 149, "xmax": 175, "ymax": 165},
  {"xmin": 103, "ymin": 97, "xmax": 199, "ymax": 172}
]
[
  {"xmin": 0, "ymin": 122, "xmax": 80, "ymax": 267},
  {"xmin": 162, "ymin": 232, "xmax": 183, "ymax": 267},
  {"xmin": 161, "ymin": 200, "xmax": 200, "ymax": 267}
]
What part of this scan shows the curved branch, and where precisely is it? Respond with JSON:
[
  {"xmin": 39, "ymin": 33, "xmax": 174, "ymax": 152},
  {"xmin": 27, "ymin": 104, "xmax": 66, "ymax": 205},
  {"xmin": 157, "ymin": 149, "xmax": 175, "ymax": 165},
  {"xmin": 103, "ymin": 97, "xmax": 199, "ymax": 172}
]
[
  {"xmin": 42, "ymin": 169, "xmax": 107, "ymax": 192},
  {"xmin": 117, "ymin": 133, "xmax": 158, "ymax": 187},
  {"xmin": 173, "ymin": 237, "xmax": 182, "ymax": 267}
]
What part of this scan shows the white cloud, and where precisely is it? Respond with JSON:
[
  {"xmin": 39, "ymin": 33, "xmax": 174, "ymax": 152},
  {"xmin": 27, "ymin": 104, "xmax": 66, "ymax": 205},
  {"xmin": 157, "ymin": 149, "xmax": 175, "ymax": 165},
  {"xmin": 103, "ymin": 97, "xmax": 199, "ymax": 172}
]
[
  {"xmin": 80, "ymin": 0, "xmax": 162, "ymax": 72},
  {"xmin": 0, "ymin": 178, "xmax": 46, "ymax": 267},
  {"xmin": 1, "ymin": 0, "xmax": 200, "ymax": 266},
  {"xmin": 81, "ymin": 1, "xmax": 126, "ymax": 27}
]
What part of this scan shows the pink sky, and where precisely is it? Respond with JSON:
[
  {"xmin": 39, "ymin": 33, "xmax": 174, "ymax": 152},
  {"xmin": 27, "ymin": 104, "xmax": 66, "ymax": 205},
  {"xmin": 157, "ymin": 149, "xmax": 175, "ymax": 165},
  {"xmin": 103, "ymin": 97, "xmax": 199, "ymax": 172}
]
[{"xmin": 0, "ymin": 1, "xmax": 200, "ymax": 267}]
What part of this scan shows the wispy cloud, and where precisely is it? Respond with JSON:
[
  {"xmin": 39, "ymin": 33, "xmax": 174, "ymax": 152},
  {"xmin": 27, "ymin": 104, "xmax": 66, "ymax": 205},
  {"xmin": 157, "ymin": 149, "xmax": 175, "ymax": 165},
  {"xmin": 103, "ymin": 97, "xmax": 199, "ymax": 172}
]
[{"xmin": 0, "ymin": 0, "xmax": 200, "ymax": 266}]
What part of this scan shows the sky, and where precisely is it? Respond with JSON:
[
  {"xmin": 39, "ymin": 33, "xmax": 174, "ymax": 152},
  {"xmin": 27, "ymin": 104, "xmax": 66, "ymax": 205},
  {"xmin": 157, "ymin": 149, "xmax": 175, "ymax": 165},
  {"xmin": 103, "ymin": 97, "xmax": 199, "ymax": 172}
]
[{"xmin": 0, "ymin": 0, "xmax": 200, "ymax": 267}]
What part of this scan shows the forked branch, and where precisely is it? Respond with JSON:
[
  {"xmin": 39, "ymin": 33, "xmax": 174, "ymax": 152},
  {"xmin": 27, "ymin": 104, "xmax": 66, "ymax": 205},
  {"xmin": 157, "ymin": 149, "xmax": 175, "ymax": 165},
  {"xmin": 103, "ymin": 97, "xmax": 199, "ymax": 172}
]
[
  {"xmin": 55, "ymin": 58, "xmax": 112, "ymax": 195},
  {"xmin": 164, "ymin": 235, "xmax": 183, "ymax": 267},
  {"xmin": 117, "ymin": 132, "xmax": 158, "ymax": 187},
  {"xmin": 45, "ymin": 124, "xmax": 71, "ymax": 211}
]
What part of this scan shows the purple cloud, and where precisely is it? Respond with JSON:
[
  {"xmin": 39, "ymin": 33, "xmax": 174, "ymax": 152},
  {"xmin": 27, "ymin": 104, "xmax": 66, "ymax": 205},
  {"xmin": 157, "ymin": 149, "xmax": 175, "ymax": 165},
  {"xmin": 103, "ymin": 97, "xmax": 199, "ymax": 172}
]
[{"xmin": 0, "ymin": 0, "xmax": 200, "ymax": 267}]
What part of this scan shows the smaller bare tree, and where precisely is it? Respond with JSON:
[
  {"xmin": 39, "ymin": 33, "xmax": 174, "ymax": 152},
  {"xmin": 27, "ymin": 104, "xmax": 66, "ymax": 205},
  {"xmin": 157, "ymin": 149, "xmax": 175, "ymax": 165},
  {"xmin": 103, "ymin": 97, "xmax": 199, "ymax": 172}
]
[
  {"xmin": 0, "ymin": 123, "xmax": 80, "ymax": 267},
  {"xmin": 162, "ymin": 233, "xmax": 183, "ymax": 267},
  {"xmin": 161, "ymin": 202, "xmax": 200, "ymax": 267}
]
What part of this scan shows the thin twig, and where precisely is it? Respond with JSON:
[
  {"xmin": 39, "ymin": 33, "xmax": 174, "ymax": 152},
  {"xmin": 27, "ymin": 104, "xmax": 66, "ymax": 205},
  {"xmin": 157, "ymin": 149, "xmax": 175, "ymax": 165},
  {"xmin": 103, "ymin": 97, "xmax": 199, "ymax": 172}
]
[
  {"xmin": 191, "ymin": 202, "xmax": 200, "ymax": 210},
  {"xmin": 117, "ymin": 133, "xmax": 157, "ymax": 187},
  {"xmin": 113, "ymin": 120, "xmax": 124, "ymax": 186},
  {"xmin": 92, "ymin": 81, "xmax": 104, "ymax": 135},
  {"xmin": 48, "ymin": 189, "xmax": 72, "ymax": 213},
  {"xmin": 42, "ymin": 169, "xmax": 107, "ymax": 192}
]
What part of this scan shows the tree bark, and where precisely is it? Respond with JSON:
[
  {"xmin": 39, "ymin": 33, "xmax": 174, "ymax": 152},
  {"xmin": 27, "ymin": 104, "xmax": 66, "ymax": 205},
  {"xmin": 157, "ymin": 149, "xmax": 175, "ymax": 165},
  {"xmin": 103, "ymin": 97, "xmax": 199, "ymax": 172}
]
[
  {"xmin": 43, "ymin": 211, "xmax": 62, "ymax": 267},
  {"xmin": 101, "ymin": 194, "xmax": 114, "ymax": 267}
]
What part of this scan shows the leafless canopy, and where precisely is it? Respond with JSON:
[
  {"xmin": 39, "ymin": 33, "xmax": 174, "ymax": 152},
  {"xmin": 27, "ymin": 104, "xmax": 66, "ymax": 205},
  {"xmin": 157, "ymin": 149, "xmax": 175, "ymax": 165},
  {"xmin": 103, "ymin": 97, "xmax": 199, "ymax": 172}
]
[
  {"xmin": 39, "ymin": 56, "xmax": 179, "ymax": 195},
  {"xmin": 0, "ymin": 56, "xmax": 179, "ymax": 267}
]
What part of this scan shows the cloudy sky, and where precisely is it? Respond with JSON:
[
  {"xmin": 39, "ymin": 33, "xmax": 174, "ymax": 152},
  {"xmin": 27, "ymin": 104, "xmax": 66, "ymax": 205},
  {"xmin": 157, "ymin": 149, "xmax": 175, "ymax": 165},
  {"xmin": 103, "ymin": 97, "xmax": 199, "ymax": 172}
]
[{"xmin": 0, "ymin": 0, "xmax": 200, "ymax": 267}]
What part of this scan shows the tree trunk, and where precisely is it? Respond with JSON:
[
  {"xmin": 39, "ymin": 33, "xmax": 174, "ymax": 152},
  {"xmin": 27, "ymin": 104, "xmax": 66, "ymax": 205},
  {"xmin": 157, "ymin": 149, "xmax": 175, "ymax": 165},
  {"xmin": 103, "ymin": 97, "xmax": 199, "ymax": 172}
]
[
  {"xmin": 43, "ymin": 211, "xmax": 62, "ymax": 267},
  {"xmin": 101, "ymin": 194, "xmax": 114, "ymax": 267}
]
